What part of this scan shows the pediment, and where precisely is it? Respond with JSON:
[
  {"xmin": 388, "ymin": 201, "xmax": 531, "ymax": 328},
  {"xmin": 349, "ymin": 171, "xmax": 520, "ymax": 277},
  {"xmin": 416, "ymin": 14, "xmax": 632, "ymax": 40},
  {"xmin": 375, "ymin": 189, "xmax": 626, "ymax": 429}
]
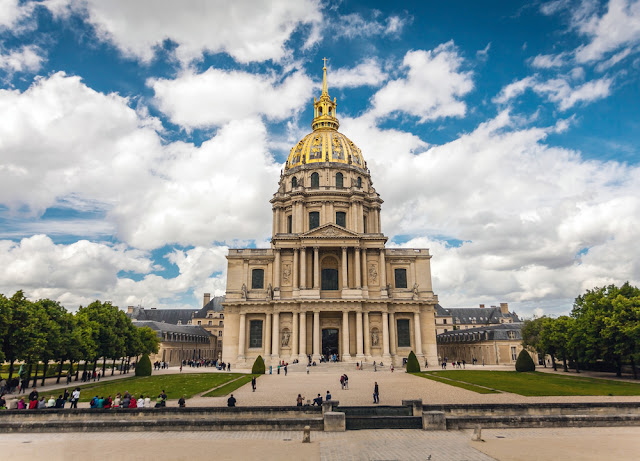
[{"xmin": 302, "ymin": 223, "xmax": 359, "ymax": 239}]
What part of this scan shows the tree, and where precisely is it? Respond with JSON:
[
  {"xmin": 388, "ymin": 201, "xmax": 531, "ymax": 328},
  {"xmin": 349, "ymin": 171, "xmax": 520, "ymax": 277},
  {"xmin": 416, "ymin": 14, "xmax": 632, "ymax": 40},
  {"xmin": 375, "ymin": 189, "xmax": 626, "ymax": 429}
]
[
  {"xmin": 521, "ymin": 317, "xmax": 547, "ymax": 366},
  {"xmin": 135, "ymin": 353, "xmax": 152, "ymax": 376},
  {"xmin": 77, "ymin": 301, "xmax": 123, "ymax": 375},
  {"xmin": 0, "ymin": 293, "xmax": 9, "ymax": 363},
  {"xmin": 406, "ymin": 351, "xmax": 421, "ymax": 373},
  {"xmin": 137, "ymin": 326, "xmax": 160, "ymax": 356},
  {"xmin": 515, "ymin": 349, "xmax": 536, "ymax": 372},
  {"xmin": 36, "ymin": 299, "xmax": 64, "ymax": 386},
  {"xmin": 252, "ymin": 355, "xmax": 265, "ymax": 374}
]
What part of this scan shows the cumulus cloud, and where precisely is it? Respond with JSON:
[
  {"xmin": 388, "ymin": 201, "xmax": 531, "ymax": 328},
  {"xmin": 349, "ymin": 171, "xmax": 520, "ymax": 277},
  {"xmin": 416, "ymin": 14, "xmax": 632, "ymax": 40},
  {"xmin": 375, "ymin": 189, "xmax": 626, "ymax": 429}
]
[
  {"xmin": 149, "ymin": 68, "xmax": 313, "ymax": 129},
  {"xmin": 0, "ymin": 0, "xmax": 33, "ymax": 29},
  {"xmin": 333, "ymin": 12, "xmax": 409, "ymax": 39},
  {"xmin": 368, "ymin": 42, "xmax": 473, "ymax": 122},
  {"xmin": 43, "ymin": 0, "xmax": 323, "ymax": 64},
  {"xmin": 0, "ymin": 44, "xmax": 43, "ymax": 72},
  {"xmin": 328, "ymin": 58, "xmax": 388, "ymax": 88}
]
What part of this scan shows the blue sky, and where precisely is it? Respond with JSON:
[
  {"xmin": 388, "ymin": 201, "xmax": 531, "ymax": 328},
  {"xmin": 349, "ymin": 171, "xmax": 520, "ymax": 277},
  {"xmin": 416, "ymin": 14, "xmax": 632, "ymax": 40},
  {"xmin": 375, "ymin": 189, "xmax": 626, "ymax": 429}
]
[{"xmin": 1, "ymin": 0, "xmax": 639, "ymax": 317}]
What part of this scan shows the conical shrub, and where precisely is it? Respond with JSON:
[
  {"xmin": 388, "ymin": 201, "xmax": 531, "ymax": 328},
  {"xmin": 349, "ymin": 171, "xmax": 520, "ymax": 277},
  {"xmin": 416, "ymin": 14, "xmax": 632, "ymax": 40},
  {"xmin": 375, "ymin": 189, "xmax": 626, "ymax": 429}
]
[
  {"xmin": 135, "ymin": 354, "xmax": 152, "ymax": 376},
  {"xmin": 406, "ymin": 350, "xmax": 421, "ymax": 373},
  {"xmin": 515, "ymin": 349, "xmax": 536, "ymax": 372},
  {"xmin": 252, "ymin": 355, "xmax": 266, "ymax": 374}
]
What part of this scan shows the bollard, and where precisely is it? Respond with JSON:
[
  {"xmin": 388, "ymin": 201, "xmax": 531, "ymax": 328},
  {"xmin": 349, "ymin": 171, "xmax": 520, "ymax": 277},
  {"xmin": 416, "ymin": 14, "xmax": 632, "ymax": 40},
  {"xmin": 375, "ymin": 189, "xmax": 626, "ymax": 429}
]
[
  {"xmin": 472, "ymin": 425, "xmax": 483, "ymax": 442},
  {"xmin": 302, "ymin": 425, "xmax": 311, "ymax": 443}
]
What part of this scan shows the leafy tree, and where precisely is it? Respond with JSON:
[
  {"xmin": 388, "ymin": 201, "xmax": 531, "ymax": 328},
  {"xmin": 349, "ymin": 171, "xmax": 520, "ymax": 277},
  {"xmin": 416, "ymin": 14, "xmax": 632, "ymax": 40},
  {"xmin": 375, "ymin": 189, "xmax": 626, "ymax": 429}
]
[
  {"xmin": 521, "ymin": 317, "xmax": 547, "ymax": 366},
  {"xmin": 77, "ymin": 301, "xmax": 124, "ymax": 375},
  {"xmin": 515, "ymin": 349, "xmax": 536, "ymax": 372},
  {"xmin": 406, "ymin": 351, "xmax": 421, "ymax": 372},
  {"xmin": 36, "ymin": 299, "xmax": 64, "ymax": 386},
  {"xmin": 137, "ymin": 326, "xmax": 160, "ymax": 356},
  {"xmin": 0, "ymin": 293, "xmax": 9, "ymax": 363}
]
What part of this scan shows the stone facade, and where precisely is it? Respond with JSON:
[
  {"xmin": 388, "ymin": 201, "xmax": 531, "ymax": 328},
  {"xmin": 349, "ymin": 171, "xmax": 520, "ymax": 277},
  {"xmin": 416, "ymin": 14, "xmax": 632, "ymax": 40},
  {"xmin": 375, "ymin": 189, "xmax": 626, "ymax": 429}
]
[
  {"xmin": 222, "ymin": 64, "xmax": 439, "ymax": 368},
  {"xmin": 435, "ymin": 303, "xmax": 520, "ymax": 335},
  {"xmin": 193, "ymin": 293, "xmax": 225, "ymax": 360}
]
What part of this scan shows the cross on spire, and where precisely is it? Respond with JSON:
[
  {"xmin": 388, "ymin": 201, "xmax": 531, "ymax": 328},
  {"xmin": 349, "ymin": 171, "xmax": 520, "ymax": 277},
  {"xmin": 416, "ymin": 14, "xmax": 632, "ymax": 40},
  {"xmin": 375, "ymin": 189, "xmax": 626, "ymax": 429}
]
[{"xmin": 322, "ymin": 57, "xmax": 328, "ymax": 68}]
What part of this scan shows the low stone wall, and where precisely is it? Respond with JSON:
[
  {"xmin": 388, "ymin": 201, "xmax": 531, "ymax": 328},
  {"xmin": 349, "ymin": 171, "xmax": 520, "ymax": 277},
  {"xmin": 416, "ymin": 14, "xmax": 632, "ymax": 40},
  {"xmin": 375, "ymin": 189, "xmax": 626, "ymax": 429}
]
[{"xmin": 423, "ymin": 402, "xmax": 640, "ymax": 417}]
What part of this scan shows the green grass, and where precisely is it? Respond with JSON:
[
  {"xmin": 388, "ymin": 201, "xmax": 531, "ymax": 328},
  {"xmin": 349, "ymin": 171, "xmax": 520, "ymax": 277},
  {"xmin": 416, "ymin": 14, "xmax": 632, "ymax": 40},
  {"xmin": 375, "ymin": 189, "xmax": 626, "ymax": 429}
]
[
  {"xmin": 46, "ymin": 373, "xmax": 248, "ymax": 402},
  {"xmin": 424, "ymin": 371, "xmax": 640, "ymax": 396},
  {"xmin": 203, "ymin": 375, "xmax": 257, "ymax": 397},
  {"xmin": 414, "ymin": 372, "xmax": 499, "ymax": 394}
]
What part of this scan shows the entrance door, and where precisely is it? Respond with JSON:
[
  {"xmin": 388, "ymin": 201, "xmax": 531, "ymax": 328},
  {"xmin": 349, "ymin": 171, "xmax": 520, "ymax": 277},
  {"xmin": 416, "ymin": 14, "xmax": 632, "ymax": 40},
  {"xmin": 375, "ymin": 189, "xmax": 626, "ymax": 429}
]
[{"xmin": 322, "ymin": 328, "xmax": 339, "ymax": 357}]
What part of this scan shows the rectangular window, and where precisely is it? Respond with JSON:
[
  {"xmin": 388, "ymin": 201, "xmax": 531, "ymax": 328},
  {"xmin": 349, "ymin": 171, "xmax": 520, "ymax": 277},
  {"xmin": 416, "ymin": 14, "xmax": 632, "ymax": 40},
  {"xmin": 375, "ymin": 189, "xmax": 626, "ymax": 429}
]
[
  {"xmin": 249, "ymin": 320, "xmax": 263, "ymax": 348},
  {"xmin": 511, "ymin": 346, "xmax": 517, "ymax": 361},
  {"xmin": 443, "ymin": 319, "xmax": 447, "ymax": 324},
  {"xmin": 287, "ymin": 215, "xmax": 293, "ymax": 233},
  {"xmin": 309, "ymin": 211, "xmax": 320, "ymax": 230},
  {"xmin": 336, "ymin": 211, "xmax": 346, "ymax": 227},
  {"xmin": 251, "ymin": 268, "xmax": 264, "ymax": 289},
  {"xmin": 208, "ymin": 321, "xmax": 212, "ymax": 326},
  {"xmin": 363, "ymin": 216, "xmax": 367, "ymax": 233},
  {"xmin": 394, "ymin": 268, "xmax": 407, "ymax": 289},
  {"xmin": 397, "ymin": 319, "xmax": 411, "ymax": 347}
]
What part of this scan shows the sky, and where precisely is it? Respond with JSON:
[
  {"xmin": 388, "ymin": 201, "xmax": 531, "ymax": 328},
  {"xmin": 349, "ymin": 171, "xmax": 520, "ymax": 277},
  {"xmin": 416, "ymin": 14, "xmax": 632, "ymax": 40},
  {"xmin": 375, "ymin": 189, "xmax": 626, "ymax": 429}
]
[{"xmin": 0, "ymin": 0, "xmax": 639, "ymax": 318}]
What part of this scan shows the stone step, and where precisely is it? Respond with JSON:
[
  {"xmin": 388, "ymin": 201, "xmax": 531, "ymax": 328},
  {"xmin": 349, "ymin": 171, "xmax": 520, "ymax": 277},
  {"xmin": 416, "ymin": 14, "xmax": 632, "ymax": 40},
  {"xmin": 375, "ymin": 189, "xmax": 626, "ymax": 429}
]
[
  {"xmin": 446, "ymin": 414, "xmax": 640, "ymax": 429},
  {"xmin": 345, "ymin": 416, "xmax": 422, "ymax": 430}
]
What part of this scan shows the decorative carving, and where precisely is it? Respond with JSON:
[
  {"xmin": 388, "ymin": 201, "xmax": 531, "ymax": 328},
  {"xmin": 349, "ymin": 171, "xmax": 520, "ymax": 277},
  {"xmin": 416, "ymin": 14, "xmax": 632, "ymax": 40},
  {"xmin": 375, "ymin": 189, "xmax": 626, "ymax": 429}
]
[
  {"xmin": 282, "ymin": 264, "xmax": 292, "ymax": 285},
  {"xmin": 241, "ymin": 283, "xmax": 247, "ymax": 300},
  {"xmin": 320, "ymin": 227, "xmax": 341, "ymax": 237},
  {"xmin": 412, "ymin": 283, "xmax": 420, "ymax": 300},
  {"xmin": 266, "ymin": 283, "xmax": 273, "ymax": 300},
  {"xmin": 368, "ymin": 264, "xmax": 378, "ymax": 283},
  {"xmin": 281, "ymin": 328, "xmax": 290, "ymax": 347},
  {"xmin": 371, "ymin": 328, "xmax": 380, "ymax": 346}
]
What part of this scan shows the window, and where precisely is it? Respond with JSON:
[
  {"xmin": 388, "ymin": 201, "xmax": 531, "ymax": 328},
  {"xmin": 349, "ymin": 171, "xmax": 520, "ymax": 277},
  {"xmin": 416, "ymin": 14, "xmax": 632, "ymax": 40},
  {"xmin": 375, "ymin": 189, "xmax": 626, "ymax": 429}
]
[
  {"xmin": 311, "ymin": 172, "xmax": 319, "ymax": 188},
  {"xmin": 309, "ymin": 211, "xmax": 320, "ymax": 230},
  {"xmin": 363, "ymin": 216, "xmax": 367, "ymax": 233},
  {"xmin": 443, "ymin": 319, "xmax": 447, "ymax": 324},
  {"xmin": 336, "ymin": 172, "xmax": 343, "ymax": 188},
  {"xmin": 394, "ymin": 268, "xmax": 407, "ymax": 289},
  {"xmin": 220, "ymin": 314, "xmax": 224, "ymax": 319},
  {"xmin": 507, "ymin": 330, "xmax": 515, "ymax": 339},
  {"xmin": 336, "ymin": 211, "xmax": 346, "ymax": 227},
  {"xmin": 287, "ymin": 215, "xmax": 292, "ymax": 233},
  {"xmin": 357, "ymin": 177, "xmax": 362, "ymax": 188},
  {"xmin": 292, "ymin": 177, "xmax": 297, "ymax": 188},
  {"xmin": 321, "ymin": 268, "xmax": 339, "ymax": 290},
  {"xmin": 208, "ymin": 321, "xmax": 212, "ymax": 326},
  {"xmin": 218, "ymin": 331, "xmax": 223, "ymax": 337},
  {"xmin": 397, "ymin": 319, "xmax": 411, "ymax": 347},
  {"xmin": 249, "ymin": 320, "xmax": 263, "ymax": 348},
  {"xmin": 197, "ymin": 321, "xmax": 201, "ymax": 325},
  {"xmin": 219, "ymin": 321, "xmax": 223, "ymax": 326},
  {"xmin": 511, "ymin": 346, "xmax": 517, "ymax": 361},
  {"xmin": 251, "ymin": 268, "xmax": 264, "ymax": 289}
]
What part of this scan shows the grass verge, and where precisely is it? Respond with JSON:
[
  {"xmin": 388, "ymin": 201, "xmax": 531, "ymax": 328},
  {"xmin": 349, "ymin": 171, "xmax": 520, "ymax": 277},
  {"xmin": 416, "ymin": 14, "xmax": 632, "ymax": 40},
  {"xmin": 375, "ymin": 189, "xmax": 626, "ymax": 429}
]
[
  {"xmin": 203, "ymin": 375, "xmax": 257, "ymax": 397},
  {"xmin": 414, "ymin": 372, "xmax": 499, "ymax": 394}
]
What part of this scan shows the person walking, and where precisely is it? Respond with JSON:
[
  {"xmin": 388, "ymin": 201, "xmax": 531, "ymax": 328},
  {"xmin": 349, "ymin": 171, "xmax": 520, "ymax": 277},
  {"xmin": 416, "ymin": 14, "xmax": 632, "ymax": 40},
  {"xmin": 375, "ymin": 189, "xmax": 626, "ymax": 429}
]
[
  {"xmin": 251, "ymin": 376, "xmax": 256, "ymax": 392},
  {"xmin": 306, "ymin": 365, "xmax": 310, "ymax": 375},
  {"xmin": 70, "ymin": 388, "xmax": 80, "ymax": 409},
  {"xmin": 373, "ymin": 382, "xmax": 379, "ymax": 404}
]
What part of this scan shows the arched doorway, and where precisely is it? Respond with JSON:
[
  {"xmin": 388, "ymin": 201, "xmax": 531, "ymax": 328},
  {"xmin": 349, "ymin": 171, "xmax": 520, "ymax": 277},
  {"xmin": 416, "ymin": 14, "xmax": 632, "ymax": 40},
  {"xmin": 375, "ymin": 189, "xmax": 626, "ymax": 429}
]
[{"xmin": 322, "ymin": 328, "xmax": 339, "ymax": 357}]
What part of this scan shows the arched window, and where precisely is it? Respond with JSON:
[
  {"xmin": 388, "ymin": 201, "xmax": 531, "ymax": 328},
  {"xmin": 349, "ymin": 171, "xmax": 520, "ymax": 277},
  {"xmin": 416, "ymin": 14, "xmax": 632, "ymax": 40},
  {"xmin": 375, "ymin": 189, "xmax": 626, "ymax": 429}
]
[
  {"xmin": 251, "ymin": 268, "xmax": 264, "ymax": 289},
  {"xmin": 291, "ymin": 177, "xmax": 297, "ymax": 188},
  {"xmin": 336, "ymin": 172, "xmax": 343, "ymax": 188},
  {"xmin": 311, "ymin": 172, "xmax": 319, "ymax": 188},
  {"xmin": 357, "ymin": 177, "xmax": 362, "ymax": 188}
]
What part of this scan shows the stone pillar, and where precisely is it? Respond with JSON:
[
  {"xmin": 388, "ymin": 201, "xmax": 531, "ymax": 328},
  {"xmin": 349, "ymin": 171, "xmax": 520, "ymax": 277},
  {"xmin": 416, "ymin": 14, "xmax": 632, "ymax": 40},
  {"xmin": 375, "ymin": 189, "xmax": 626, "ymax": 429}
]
[
  {"xmin": 274, "ymin": 207, "xmax": 280, "ymax": 234},
  {"xmin": 321, "ymin": 201, "xmax": 327, "ymax": 225},
  {"xmin": 356, "ymin": 311, "xmax": 364, "ymax": 358},
  {"xmin": 300, "ymin": 247, "xmax": 307, "ymax": 289},
  {"xmin": 414, "ymin": 311, "xmax": 423, "ymax": 355},
  {"xmin": 238, "ymin": 313, "xmax": 246, "ymax": 359},
  {"xmin": 292, "ymin": 310, "xmax": 299, "ymax": 357},
  {"xmin": 377, "ymin": 208, "xmax": 382, "ymax": 233},
  {"xmin": 363, "ymin": 311, "xmax": 371, "ymax": 356},
  {"xmin": 299, "ymin": 311, "xmax": 307, "ymax": 358},
  {"xmin": 313, "ymin": 247, "xmax": 320, "ymax": 289},
  {"xmin": 355, "ymin": 248, "xmax": 361, "ymax": 288},
  {"xmin": 274, "ymin": 248, "xmax": 281, "ymax": 289},
  {"xmin": 243, "ymin": 259, "xmax": 249, "ymax": 289},
  {"xmin": 342, "ymin": 311, "xmax": 350, "ymax": 359},
  {"xmin": 389, "ymin": 312, "xmax": 397, "ymax": 357},
  {"xmin": 382, "ymin": 312, "xmax": 390, "ymax": 358},
  {"xmin": 380, "ymin": 249, "xmax": 387, "ymax": 290},
  {"xmin": 264, "ymin": 313, "xmax": 272, "ymax": 357},
  {"xmin": 362, "ymin": 249, "xmax": 368, "ymax": 289},
  {"xmin": 313, "ymin": 311, "xmax": 320, "ymax": 360},
  {"xmin": 272, "ymin": 311, "xmax": 280, "ymax": 359},
  {"xmin": 341, "ymin": 247, "xmax": 348, "ymax": 289},
  {"xmin": 293, "ymin": 249, "xmax": 299, "ymax": 290}
]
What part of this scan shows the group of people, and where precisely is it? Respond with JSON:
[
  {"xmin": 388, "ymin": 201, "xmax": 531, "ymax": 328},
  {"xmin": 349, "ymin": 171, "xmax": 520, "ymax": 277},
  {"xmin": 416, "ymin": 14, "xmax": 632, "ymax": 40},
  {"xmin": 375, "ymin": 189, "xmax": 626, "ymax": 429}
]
[
  {"xmin": 440, "ymin": 358, "xmax": 467, "ymax": 369},
  {"xmin": 88, "ymin": 390, "xmax": 171, "ymax": 409}
]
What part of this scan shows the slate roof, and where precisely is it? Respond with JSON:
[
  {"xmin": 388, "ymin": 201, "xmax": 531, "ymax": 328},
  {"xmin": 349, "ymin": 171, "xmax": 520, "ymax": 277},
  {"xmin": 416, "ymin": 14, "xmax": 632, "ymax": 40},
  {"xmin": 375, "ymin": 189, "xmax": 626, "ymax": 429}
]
[
  {"xmin": 132, "ymin": 321, "xmax": 213, "ymax": 339},
  {"xmin": 436, "ymin": 323, "xmax": 523, "ymax": 342},
  {"xmin": 127, "ymin": 307, "xmax": 198, "ymax": 325},
  {"xmin": 193, "ymin": 296, "xmax": 225, "ymax": 318},
  {"xmin": 435, "ymin": 306, "xmax": 520, "ymax": 324}
]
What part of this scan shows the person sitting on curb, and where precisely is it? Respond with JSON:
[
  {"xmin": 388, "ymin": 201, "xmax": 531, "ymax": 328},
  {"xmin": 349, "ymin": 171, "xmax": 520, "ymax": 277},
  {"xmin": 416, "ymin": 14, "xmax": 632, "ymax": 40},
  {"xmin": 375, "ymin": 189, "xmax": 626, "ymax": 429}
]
[
  {"xmin": 312, "ymin": 394, "xmax": 323, "ymax": 406},
  {"xmin": 227, "ymin": 394, "xmax": 236, "ymax": 407}
]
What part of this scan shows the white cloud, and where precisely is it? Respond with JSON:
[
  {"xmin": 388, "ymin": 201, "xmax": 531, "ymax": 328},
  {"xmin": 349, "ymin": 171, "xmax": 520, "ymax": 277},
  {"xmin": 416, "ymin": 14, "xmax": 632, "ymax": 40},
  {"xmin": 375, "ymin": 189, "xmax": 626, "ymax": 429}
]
[
  {"xmin": 0, "ymin": 0, "xmax": 32, "ymax": 29},
  {"xmin": 329, "ymin": 58, "xmax": 387, "ymax": 89},
  {"xmin": 333, "ymin": 12, "xmax": 408, "ymax": 39},
  {"xmin": 149, "ymin": 68, "xmax": 313, "ymax": 129},
  {"xmin": 531, "ymin": 52, "xmax": 569, "ymax": 68},
  {"xmin": 44, "ymin": 0, "xmax": 323, "ymax": 64},
  {"xmin": 368, "ymin": 42, "xmax": 474, "ymax": 122},
  {"xmin": 0, "ymin": 44, "xmax": 43, "ymax": 72}
]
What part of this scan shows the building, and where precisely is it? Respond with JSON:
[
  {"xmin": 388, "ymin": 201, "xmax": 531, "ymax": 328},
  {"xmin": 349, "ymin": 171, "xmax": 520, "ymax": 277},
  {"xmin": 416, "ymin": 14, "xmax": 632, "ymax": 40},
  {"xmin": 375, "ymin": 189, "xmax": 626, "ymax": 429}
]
[
  {"xmin": 222, "ymin": 62, "xmax": 439, "ymax": 368},
  {"xmin": 436, "ymin": 323, "xmax": 535, "ymax": 366},
  {"xmin": 132, "ymin": 321, "xmax": 217, "ymax": 366},
  {"xmin": 435, "ymin": 303, "xmax": 520, "ymax": 335},
  {"xmin": 192, "ymin": 293, "xmax": 225, "ymax": 359},
  {"xmin": 126, "ymin": 305, "xmax": 199, "ymax": 325}
]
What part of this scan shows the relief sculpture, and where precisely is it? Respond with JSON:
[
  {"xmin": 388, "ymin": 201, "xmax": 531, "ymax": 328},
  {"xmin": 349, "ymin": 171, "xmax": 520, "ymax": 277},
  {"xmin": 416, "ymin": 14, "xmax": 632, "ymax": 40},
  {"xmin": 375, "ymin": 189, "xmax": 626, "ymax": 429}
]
[
  {"xmin": 371, "ymin": 329, "xmax": 379, "ymax": 347},
  {"xmin": 368, "ymin": 264, "xmax": 378, "ymax": 283},
  {"xmin": 282, "ymin": 264, "xmax": 292, "ymax": 285},
  {"xmin": 281, "ymin": 329, "xmax": 290, "ymax": 347}
]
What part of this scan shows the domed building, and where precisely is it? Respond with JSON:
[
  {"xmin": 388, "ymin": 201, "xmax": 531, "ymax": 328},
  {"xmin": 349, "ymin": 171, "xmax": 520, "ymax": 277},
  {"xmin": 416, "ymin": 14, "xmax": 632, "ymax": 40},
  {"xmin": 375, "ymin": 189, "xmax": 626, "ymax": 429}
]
[{"xmin": 222, "ymin": 62, "xmax": 439, "ymax": 368}]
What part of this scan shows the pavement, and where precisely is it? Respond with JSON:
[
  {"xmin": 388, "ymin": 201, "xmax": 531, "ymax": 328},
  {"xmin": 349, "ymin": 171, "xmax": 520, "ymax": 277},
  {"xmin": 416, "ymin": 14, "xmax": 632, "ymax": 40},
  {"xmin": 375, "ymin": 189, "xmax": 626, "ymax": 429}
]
[{"xmin": 1, "ymin": 427, "xmax": 638, "ymax": 460}]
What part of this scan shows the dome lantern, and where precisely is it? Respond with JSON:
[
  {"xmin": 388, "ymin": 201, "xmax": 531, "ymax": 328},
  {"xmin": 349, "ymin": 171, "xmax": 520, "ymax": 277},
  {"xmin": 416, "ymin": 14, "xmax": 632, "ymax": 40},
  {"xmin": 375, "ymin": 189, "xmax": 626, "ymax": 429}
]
[{"xmin": 311, "ymin": 58, "xmax": 339, "ymax": 131}]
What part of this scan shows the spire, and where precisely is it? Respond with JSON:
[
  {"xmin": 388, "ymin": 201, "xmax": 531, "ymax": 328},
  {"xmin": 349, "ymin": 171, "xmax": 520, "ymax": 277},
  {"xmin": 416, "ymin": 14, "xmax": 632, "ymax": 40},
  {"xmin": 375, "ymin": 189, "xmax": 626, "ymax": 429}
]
[
  {"xmin": 322, "ymin": 57, "xmax": 328, "ymax": 97},
  {"xmin": 312, "ymin": 57, "xmax": 338, "ymax": 131}
]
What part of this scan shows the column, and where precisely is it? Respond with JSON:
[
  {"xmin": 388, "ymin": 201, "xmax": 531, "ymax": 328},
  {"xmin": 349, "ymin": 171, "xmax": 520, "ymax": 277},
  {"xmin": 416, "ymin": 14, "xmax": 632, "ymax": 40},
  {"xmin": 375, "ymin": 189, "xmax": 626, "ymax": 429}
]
[
  {"xmin": 313, "ymin": 247, "xmax": 320, "ymax": 289},
  {"xmin": 274, "ymin": 248, "xmax": 281, "ymax": 289},
  {"xmin": 298, "ymin": 311, "xmax": 307, "ymax": 357},
  {"xmin": 355, "ymin": 248, "xmax": 361, "ymax": 288},
  {"xmin": 342, "ymin": 311, "xmax": 350, "ymax": 358},
  {"xmin": 380, "ymin": 249, "xmax": 387, "ymax": 289},
  {"xmin": 292, "ymin": 310, "xmax": 299, "ymax": 357},
  {"xmin": 321, "ymin": 201, "xmax": 327, "ymax": 225},
  {"xmin": 313, "ymin": 311, "xmax": 320, "ymax": 359},
  {"xmin": 389, "ymin": 312, "xmax": 397, "ymax": 356},
  {"xmin": 363, "ymin": 312, "xmax": 371, "ymax": 356},
  {"xmin": 264, "ymin": 313, "xmax": 272, "ymax": 356},
  {"xmin": 274, "ymin": 207, "xmax": 281, "ymax": 234},
  {"xmin": 300, "ymin": 247, "xmax": 307, "ymax": 289},
  {"xmin": 293, "ymin": 249, "xmax": 299, "ymax": 289},
  {"xmin": 414, "ymin": 311, "xmax": 423, "ymax": 355},
  {"xmin": 377, "ymin": 208, "xmax": 382, "ymax": 233},
  {"xmin": 272, "ymin": 311, "xmax": 280, "ymax": 358},
  {"xmin": 356, "ymin": 311, "xmax": 364, "ymax": 357},
  {"xmin": 243, "ymin": 260, "xmax": 249, "ymax": 290},
  {"xmin": 362, "ymin": 249, "xmax": 368, "ymax": 289},
  {"xmin": 411, "ymin": 261, "xmax": 416, "ymax": 288},
  {"xmin": 341, "ymin": 247, "xmax": 348, "ymax": 289},
  {"xmin": 382, "ymin": 312, "xmax": 390, "ymax": 358},
  {"xmin": 238, "ymin": 313, "xmax": 246, "ymax": 358}
]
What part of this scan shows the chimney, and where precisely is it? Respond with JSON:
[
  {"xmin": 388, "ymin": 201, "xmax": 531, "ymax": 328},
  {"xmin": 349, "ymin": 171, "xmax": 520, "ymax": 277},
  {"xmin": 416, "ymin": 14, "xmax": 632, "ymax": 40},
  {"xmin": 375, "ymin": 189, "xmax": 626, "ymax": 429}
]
[
  {"xmin": 500, "ymin": 303, "xmax": 509, "ymax": 314},
  {"xmin": 127, "ymin": 306, "xmax": 134, "ymax": 314},
  {"xmin": 203, "ymin": 293, "xmax": 211, "ymax": 307},
  {"xmin": 479, "ymin": 304, "xmax": 485, "ymax": 308}
]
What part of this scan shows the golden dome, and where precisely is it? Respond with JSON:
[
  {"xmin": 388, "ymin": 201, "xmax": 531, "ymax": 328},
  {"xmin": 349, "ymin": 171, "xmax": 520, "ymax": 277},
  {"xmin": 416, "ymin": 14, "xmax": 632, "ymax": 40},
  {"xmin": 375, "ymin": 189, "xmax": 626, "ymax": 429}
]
[{"xmin": 285, "ymin": 59, "xmax": 366, "ymax": 170}]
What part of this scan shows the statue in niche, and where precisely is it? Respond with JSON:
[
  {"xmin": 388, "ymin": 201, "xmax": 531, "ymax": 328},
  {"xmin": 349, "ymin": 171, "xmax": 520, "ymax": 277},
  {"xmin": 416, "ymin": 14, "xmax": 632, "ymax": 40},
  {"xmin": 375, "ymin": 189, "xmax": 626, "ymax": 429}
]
[
  {"xmin": 371, "ymin": 329, "xmax": 379, "ymax": 347},
  {"xmin": 281, "ymin": 329, "xmax": 290, "ymax": 347},
  {"xmin": 413, "ymin": 283, "xmax": 420, "ymax": 300},
  {"xmin": 368, "ymin": 264, "xmax": 378, "ymax": 283},
  {"xmin": 282, "ymin": 265, "xmax": 291, "ymax": 284},
  {"xmin": 241, "ymin": 283, "xmax": 247, "ymax": 300},
  {"xmin": 266, "ymin": 283, "xmax": 273, "ymax": 300}
]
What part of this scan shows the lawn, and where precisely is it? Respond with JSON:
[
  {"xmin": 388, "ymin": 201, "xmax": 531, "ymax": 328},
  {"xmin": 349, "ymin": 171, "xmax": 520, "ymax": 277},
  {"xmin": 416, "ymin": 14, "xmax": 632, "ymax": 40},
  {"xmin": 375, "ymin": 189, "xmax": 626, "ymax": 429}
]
[
  {"xmin": 422, "ymin": 371, "xmax": 640, "ymax": 396},
  {"xmin": 46, "ymin": 373, "xmax": 248, "ymax": 402},
  {"xmin": 414, "ymin": 372, "xmax": 498, "ymax": 394},
  {"xmin": 203, "ymin": 374, "xmax": 258, "ymax": 397}
]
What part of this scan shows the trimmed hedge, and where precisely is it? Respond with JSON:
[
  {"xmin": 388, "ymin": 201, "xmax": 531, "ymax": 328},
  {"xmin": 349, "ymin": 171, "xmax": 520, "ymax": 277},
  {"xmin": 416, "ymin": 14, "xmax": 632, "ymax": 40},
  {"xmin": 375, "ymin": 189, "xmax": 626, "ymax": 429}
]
[
  {"xmin": 252, "ymin": 355, "xmax": 266, "ymax": 374},
  {"xmin": 406, "ymin": 350, "xmax": 421, "ymax": 373},
  {"xmin": 135, "ymin": 354, "xmax": 152, "ymax": 377},
  {"xmin": 515, "ymin": 349, "xmax": 536, "ymax": 372}
]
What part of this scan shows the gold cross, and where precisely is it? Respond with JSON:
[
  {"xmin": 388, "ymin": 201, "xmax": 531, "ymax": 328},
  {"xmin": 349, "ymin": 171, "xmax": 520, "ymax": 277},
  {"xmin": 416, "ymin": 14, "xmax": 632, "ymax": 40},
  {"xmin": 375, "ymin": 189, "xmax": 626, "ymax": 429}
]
[{"xmin": 323, "ymin": 57, "xmax": 328, "ymax": 68}]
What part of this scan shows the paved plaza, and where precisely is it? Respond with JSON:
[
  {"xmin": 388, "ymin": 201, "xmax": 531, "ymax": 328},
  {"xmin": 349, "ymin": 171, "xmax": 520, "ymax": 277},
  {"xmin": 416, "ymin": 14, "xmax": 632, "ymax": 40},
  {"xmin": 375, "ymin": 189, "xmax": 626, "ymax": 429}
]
[{"xmin": 1, "ymin": 427, "xmax": 639, "ymax": 460}]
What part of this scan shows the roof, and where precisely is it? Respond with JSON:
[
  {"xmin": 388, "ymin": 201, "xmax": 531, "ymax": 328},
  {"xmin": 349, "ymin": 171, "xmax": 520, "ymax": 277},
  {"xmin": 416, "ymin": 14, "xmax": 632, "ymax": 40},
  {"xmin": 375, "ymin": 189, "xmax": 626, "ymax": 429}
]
[
  {"xmin": 193, "ymin": 296, "xmax": 225, "ymax": 318},
  {"xmin": 437, "ymin": 323, "xmax": 523, "ymax": 342},
  {"xmin": 435, "ymin": 306, "xmax": 520, "ymax": 324},
  {"xmin": 127, "ymin": 307, "xmax": 198, "ymax": 325},
  {"xmin": 132, "ymin": 321, "xmax": 212, "ymax": 338}
]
